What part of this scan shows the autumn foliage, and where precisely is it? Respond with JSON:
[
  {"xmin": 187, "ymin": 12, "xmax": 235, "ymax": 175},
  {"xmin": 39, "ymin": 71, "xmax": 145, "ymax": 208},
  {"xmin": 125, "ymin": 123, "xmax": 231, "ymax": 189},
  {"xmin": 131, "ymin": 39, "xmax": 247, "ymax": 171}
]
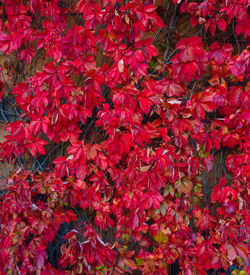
[{"xmin": 0, "ymin": 0, "xmax": 249, "ymax": 274}]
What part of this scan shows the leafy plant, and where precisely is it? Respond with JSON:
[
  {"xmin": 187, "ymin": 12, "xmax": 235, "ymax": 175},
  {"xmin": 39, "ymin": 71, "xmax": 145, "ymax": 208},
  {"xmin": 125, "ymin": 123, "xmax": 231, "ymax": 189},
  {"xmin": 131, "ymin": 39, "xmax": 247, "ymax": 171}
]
[{"xmin": 0, "ymin": 0, "xmax": 249, "ymax": 274}]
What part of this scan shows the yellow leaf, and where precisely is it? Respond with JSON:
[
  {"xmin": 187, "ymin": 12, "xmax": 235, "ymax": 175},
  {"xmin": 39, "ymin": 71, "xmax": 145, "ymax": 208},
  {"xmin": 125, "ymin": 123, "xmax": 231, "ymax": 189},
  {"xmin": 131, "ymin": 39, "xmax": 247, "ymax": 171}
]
[
  {"xmin": 140, "ymin": 165, "xmax": 151, "ymax": 172},
  {"xmin": 124, "ymin": 258, "xmax": 137, "ymax": 270}
]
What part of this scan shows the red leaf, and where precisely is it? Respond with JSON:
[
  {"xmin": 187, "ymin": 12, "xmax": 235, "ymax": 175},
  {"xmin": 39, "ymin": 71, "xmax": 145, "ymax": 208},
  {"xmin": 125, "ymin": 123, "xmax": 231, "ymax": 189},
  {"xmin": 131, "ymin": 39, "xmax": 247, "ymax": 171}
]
[
  {"xmin": 144, "ymin": 5, "xmax": 157, "ymax": 13},
  {"xmin": 217, "ymin": 18, "xmax": 227, "ymax": 32},
  {"xmin": 235, "ymin": 243, "xmax": 248, "ymax": 260},
  {"xmin": 226, "ymin": 243, "xmax": 237, "ymax": 261},
  {"xmin": 36, "ymin": 253, "xmax": 45, "ymax": 269},
  {"xmin": 0, "ymin": 32, "xmax": 11, "ymax": 53},
  {"xmin": 176, "ymin": 36, "xmax": 205, "ymax": 62}
]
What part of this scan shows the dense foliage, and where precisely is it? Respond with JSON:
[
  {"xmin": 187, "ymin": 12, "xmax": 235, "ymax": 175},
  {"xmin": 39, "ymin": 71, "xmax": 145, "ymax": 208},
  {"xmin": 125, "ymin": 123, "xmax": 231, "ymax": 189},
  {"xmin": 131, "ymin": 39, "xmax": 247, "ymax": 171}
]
[{"xmin": 0, "ymin": 0, "xmax": 249, "ymax": 274}]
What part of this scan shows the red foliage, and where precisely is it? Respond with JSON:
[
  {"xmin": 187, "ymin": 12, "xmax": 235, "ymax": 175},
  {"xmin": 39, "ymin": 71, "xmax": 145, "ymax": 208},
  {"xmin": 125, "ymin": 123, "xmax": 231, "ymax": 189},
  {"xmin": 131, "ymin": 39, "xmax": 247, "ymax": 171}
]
[{"xmin": 0, "ymin": 0, "xmax": 249, "ymax": 274}]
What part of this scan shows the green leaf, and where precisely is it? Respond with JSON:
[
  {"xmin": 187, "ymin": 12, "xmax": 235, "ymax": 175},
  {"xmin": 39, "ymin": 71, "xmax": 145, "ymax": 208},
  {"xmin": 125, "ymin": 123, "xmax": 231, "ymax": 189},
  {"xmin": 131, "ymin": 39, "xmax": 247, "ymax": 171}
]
[
  {"xmin": 160, "ymin": 204, "xmax": 167, "ymax": 216},
  {"xmin": 136, "ymin": 258, "xmax": 144, "ymax": 266}
]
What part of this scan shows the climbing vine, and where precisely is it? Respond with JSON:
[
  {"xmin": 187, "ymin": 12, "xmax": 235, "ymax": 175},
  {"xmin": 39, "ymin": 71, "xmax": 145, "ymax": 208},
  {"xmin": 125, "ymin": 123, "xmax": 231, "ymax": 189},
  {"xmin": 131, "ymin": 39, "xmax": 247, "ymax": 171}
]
[{"xmin": 0, "ymin": 0, "xmax": 249, "ymax": 274}]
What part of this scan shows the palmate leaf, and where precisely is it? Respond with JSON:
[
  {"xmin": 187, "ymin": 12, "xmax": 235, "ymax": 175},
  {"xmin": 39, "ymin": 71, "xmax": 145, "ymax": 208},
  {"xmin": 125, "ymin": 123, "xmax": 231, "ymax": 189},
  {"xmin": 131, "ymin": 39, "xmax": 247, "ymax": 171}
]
[
  {"xmin": 0, "ymin": 0, "xmax": 249, "ymax": 274},
  {"xmin": 175, "ymin": 178, "xmax": 193, "ymax": 195},
  {"xmin": 176, "ymin": 36, "xmax": 205, "ymax": 62}
]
